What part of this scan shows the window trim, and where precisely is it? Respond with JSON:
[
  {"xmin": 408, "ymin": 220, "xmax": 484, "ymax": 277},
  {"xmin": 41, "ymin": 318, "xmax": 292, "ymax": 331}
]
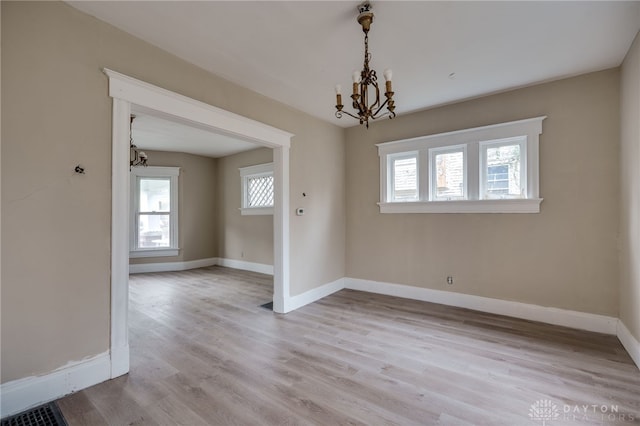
[
  {"xmin": 240, "ymin": 162, "xmax": 274, "ymax": 216},
  {"xmin": 377, "ymin": 116, "xmax": 545, "ymax": 214},
  {"xmin": 130, "ymin": 166, "xmax": 180, "ymax": 257}
]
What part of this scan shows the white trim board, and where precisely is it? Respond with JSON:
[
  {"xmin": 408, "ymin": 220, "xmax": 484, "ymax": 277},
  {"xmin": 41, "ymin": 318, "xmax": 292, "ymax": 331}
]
[
  {"xmin": 129, "ymin": 257, "xmax": 273, "ymax": 275},
  {"xmin": 129, "ymin": 257, "xmax": 217, "ymax": 274},
  {"xmin": 104, "ymin": 69, "xmax": 293, "ymax": 147},
  {"xmin": 0, "ymin": 352, "xmax": 110, "ymax": 418},
  {"xmin": 283, "ymin": 278, "xmax": 345, "ymax": 312},
  {"xmin": 617, "ymin": 321, "xmax": 640, "ymax": 369},
  {"xmin": 216, "ymin": 258, "xmax": 274, "ymax": 276},
  {"xmin": 104, "ymin": 68, "xmax": 294, "ymax": 383},
  {"xmin": 344, "ymin": 278, "xmax": 618, "ymax": 335}
]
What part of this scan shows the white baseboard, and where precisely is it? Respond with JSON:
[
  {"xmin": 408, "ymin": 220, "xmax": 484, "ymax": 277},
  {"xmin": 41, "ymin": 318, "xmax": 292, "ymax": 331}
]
[
  {"xmin": 0, "ymin": 351, "xmax": 111, "ymax": 418},
  {"xmin": 617, "ymin": 320, "xmax": 640, "ymax": 369},
  {"xmin": 217, "ymin": 258, "xmax": 274, "ymax": 275},
  {"xmin": 344, "ymin": 278, "xmax": 618, "ymax": 335},
  {"xmin": 284, "ymin": 278, "xmax": 345, "ymax": 312},
  {"xmin": 129, "ymin": 257, "xmax": 217, "ymax": 274},
  {"xmin": 128, "ymin": 257, "xmax": 273, "ymax": 275}
]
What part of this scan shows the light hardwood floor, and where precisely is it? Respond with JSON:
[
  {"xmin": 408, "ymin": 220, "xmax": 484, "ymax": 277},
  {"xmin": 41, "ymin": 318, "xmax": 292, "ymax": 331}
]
[{"xmin": 58, "ymin": 267, "xmax": 640, "ymax": 425}]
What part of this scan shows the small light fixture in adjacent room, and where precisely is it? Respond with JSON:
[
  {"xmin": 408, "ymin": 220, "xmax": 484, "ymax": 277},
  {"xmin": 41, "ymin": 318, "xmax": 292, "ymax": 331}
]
[
  {"xmin": 129, "ymin": 115, "xmax": 148, "ymax": 169},
  {"xmin": 335, "ymin": 1, "xmax": 396, "ymax": 128}
]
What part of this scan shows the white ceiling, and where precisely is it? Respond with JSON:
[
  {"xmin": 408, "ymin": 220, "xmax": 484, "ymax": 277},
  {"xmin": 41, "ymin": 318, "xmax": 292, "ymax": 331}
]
[
  {"xmin": 69, "ymin": 1, "xmax": 640, "ymax": 128},
  {"xmin": 131, "ymin": 112, "xmax": 260, "ymax": 158}
]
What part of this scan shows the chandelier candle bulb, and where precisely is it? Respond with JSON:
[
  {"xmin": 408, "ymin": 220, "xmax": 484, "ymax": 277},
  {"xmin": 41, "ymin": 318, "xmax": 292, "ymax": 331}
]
[
  {"xmin": 384, "ymin": 69, "xmax": 393, "ymax": 93},
  {"xmin": 352, "ymin": 71, "xmax": 361, "ymax": 96},
  {"xmin": 335, "ymin": 85, "xmax": 343, "ymax": 108}
]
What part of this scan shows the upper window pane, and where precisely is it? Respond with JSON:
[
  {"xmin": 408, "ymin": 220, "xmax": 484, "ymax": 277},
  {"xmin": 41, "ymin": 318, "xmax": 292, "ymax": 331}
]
[
  {"xmin": 391, "ymin": 155, "xmax": 418, "ymax": 202},
  {"xmin": 139, "ymin": 178, "xmax": 171, "ymax": 212},
  {"xmin": 433, "ymin": 150, "xmax": 465, "ymax": 200},
  {"xmin": 483, "ymin": 143, "xmax": 523, "ymax": 199},
  {"xmin": 248, "ymin": 175, "xmax": 274, "ymax": 207},
  {"xmin": 239, "ymin": 163, "xmax": 274, "ymax": 215}
]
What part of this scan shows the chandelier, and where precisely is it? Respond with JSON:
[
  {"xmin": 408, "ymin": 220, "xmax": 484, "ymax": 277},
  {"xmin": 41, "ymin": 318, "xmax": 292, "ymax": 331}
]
[
  {"xmin": 335, "ymin": 1, "xmax": 395, "ymax": 128},
  {"xmin": 129, "ymin": 115, "xmax": 148, "ymax": 169}
]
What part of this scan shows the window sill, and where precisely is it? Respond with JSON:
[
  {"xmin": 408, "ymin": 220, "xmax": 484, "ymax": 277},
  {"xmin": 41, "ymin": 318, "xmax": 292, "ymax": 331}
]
[
  {"xmin": 129, "ymin": 248, "xmax": 180, "ymax": 258},
  {"xmin": 240, "ymin": 207, "xmax": 274, "ymax": 216},
  {"xmin": 378, "ymin": 198, "xmax": 543, "ymax": 214}
]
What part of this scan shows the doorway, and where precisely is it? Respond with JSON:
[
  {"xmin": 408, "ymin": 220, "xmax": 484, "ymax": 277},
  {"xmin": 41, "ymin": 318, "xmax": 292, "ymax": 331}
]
[{"xmin": 105, "ymin": 69, "xmax": 293, "ymax": 379}]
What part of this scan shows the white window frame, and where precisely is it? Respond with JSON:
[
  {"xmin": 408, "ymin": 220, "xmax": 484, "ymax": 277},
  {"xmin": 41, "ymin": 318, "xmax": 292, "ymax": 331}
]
[
  {"xmin": 479, "ymin": 136, "xmax": 527, "ymax": 200},
  {"xmin": 388, "ymin": 151, "xmax": 419, "ymax": 202},
  {"xmin": 429, "ymin": 144, "xmax": 467, "ymax": 201},
  {"xmin": 130, "ymin": 166, "xmax": 180, "ymax": 257},
  {"xmin": 240, "ymin": 162, "xmax": 274, "ymax": 216},
  {"xmin": 377, "ymin": 116, "xmax": 545, "ymax": 214}
]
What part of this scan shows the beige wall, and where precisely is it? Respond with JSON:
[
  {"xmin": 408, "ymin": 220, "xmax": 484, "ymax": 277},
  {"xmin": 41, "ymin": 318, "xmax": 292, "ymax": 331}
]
[
  {"xmin": 129, "ymin": 150, "xmax": 218, "ymax": 265},
  {"xmin": 1, "ymin": 1, "xmax": 346, "ymax": 383},
  {"xmin": 346, "ymin": 69, "xmax": 620, "ymax": 316},
  {"xmin": 216, "ymin": 148, "xmax": 274, "ymax": 265},
  {"xmin": 620, "ymin": 31, "xmax": 640, "ymax": 341}
]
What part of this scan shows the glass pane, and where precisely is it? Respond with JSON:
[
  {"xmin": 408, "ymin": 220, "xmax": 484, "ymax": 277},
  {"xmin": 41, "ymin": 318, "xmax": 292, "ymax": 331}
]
[
  {"xmin": 485, "ymin": 144, "xmax": 521, "ymax": 198},
  {"xmin": 139, "ymin": 178, "xmax": 171, "ymax": 212},
  {"xmin": 435, "ymin": 151, "xmax": 464, "ymax": 199},
  {"xmin": 392, "ymin": 156, "xmax": 417, "ymax": 201},
  {"xmin": 138, "ymin": 213, "xmax": 170, "ymax": 248},
  {"xmin": 248, "ymin": 175, "xmax": 274, "ymax": 207}
]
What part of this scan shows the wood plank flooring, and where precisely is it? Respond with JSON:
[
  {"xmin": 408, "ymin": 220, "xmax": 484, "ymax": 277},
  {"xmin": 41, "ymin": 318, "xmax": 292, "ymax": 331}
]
[{"xmin": 58, "ymin": 267, "xmax": 640, "ymax": 425}]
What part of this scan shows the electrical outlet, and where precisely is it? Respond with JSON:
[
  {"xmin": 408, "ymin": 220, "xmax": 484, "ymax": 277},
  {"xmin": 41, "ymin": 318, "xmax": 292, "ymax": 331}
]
[{"xmin": 447, "ymin": 276, "xmax": 454, "ymax": 285}]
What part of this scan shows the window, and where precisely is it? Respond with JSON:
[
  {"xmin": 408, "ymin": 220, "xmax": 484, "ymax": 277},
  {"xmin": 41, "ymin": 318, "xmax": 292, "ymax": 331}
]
[
  {"xmin": 389, "ymin": 152, "xmax": 418, "ymax": 202},
  {"xmin": 377, "ymin": 116, "xmax": 545, "ymax": 213},
  {"xmin": 480, "ymin": 137, "xmax": 525, "ymax": 199},
  {"xmin": 240, "ymin": 162, "xmax": 274, "ymax": 215},
  {"xmin": 430, "ymin": 145, "xmax": 466, "ymax": 201},
  {"xmin": 130, "ymin": 166, "xmax": 180, "ymax": 257}
]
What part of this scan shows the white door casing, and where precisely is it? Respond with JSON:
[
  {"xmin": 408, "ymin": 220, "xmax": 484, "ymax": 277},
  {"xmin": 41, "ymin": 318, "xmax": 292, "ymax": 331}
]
[{"xmin": 104, "ymin": 69, "xmax": 293, "ymax": 378}]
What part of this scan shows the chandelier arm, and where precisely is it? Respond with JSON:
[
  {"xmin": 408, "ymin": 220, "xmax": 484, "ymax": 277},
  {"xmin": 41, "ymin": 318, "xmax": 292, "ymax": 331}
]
[
  {"xmin": 368, "ymin": 81, "xmax": 381, "ymax": 112},
  {"xmin": 352, "ymin": 93, "xmax": 364, "ymax": 116},
  {"xmin": 336, "ymin": 109, "xmax": 363, "ymax": 120},
  {"xmin": 371, "ymin": 111, "xmax": 390, "ymax": 120},
  {"xmin": 371, "ymin": 96, "xmax": 390, "ymax": 117}
]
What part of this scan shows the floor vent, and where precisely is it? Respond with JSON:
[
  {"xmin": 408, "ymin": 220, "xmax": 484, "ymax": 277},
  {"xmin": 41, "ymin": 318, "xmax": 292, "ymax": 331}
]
[
  {"xmin": 1, "ymin": 403, "xmax": 67, "ymax": 426},
  {"xmin": 260, "ymin": 301, "xmax": 273, "ymax": 310}
]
